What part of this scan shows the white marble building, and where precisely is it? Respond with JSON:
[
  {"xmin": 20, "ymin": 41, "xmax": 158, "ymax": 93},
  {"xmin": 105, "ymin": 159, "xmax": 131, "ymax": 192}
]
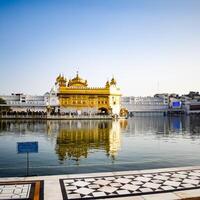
[
  {"xmin": 0, "ymin": 88, "xmax": 59, "ymax": 112},
  {"xmin": 121, "ymin": 95, "xmax": 168, "ymax": 116}
]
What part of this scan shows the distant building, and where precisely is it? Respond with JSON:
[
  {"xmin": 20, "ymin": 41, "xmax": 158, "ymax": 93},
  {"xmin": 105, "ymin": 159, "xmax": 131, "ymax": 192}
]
[
  {"xmin": 0, "ymin": 89, "xmax": 58, "ymax": 112},
  {"xmin": 121, "ymin": 95, "xmax": 168, "ymax": 116},
  {"xmin": 181, "ymin": 91, "xmax": 200, "ymax": 114}
]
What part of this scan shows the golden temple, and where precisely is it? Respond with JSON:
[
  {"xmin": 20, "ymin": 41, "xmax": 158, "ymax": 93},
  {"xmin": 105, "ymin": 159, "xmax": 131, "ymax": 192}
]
[{"xmin": 55, "ymin": 72, "xmax": 121, "ymax": 116}]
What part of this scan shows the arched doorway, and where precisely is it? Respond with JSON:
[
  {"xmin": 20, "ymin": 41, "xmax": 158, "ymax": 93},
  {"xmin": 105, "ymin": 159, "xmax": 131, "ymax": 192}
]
[{"xmin": 98, "ymin": 107, "xmax": 109, "ymax": 115}]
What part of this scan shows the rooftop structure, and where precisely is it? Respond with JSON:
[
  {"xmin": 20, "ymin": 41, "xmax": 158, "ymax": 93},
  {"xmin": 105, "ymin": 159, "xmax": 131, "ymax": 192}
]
[{"xmin": 55, "ymin": 72, "xmax": 121, "ymax": 116}]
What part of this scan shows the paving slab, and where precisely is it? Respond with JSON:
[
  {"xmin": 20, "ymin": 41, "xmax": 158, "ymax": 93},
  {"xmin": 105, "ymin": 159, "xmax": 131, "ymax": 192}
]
[
  {"xmin": 0, "ymin": 180, "xmax": 44, "ymax": 200},
  {"xmin": 0, "ymin": 166, "xmax": 200, "ymax": 200}
]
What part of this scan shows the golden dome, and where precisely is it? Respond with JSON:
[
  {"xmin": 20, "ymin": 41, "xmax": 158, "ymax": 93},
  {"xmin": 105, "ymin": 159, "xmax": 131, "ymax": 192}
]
[
  {"xmin": 68, "ymin": 72, "xmax": 88, "ymax": 87},
  {"xmin": 110, "ymin": 77, "xmax": 117, "ymax": 85},
  {"xmin": 56, "ymin": 74, "xmax": 67, "ymax": 86},
  {"xmin": 105, "ymin": 80, "xmax": 110, "ymax": 88},
  {"xmin": 56, "ymin": 74, "xmax": 62, "ymax": 82}
]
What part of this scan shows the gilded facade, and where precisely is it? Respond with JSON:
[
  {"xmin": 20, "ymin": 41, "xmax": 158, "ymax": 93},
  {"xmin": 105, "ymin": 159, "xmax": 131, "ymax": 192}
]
[{"xmin": 55, "ymin": 72, "xmax": 121, "ymax": 115}]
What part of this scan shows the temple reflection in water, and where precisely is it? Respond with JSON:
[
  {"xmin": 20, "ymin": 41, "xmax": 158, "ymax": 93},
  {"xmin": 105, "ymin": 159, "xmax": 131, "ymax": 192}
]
[
  {"xmin": 55, "ymin": 120, "xmax": 122, "ymax": 162},
  {"xmin": 0, "ymin": 116, "xmax": 200, "ymax": 166}
]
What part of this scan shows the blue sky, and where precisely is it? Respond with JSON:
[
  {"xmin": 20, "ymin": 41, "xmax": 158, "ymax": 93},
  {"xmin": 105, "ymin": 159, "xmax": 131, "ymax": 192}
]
[{"xmin": 0, "ymin": 0, "xmax": 200, "ymax": 96}]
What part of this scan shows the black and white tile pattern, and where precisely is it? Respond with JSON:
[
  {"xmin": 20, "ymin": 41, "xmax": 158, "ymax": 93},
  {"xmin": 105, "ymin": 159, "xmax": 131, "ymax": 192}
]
[
  {"xmin": 60, "ymin": 169, "xmax": 200, "ymax": 199},
  {"xmin": 0, "ymin": 184, "xmax": 31, "ymax": 199},
  {"xmin": 0, "ymin": 180, "xmax": 44, "ymax": 200}
]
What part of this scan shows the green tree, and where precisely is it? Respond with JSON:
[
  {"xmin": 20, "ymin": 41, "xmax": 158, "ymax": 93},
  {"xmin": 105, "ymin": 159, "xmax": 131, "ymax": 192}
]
[{"xmin": 0, "ymin": 98, "xmax": 10, "ymax": 112}]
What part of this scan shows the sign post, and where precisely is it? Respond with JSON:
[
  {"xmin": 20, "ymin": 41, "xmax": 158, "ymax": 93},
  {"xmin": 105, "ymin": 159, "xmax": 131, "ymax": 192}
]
[{"xmin": 17, "ymin": 142, "xmax": 38, "ymax": 176}]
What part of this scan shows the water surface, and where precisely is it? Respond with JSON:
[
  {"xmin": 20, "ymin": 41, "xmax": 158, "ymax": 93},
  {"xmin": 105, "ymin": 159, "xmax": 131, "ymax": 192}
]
[{"xmin": 0, "ymin": 116, "xmax": 200, "ymax": 177}]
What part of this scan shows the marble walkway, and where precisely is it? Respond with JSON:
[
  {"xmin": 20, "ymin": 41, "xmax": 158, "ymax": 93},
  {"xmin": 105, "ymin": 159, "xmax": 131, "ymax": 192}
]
[{"xmin": 1, "ymin": 166, "xmax": 200, "ymax": 200}]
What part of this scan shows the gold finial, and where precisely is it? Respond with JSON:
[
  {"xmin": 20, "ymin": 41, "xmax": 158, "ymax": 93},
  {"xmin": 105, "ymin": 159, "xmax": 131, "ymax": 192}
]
[
  {"xmin": 105, "ymin": 80, "xmax": 110, "ymax": 88},
  {"xmin": 76, "ymin": 70, "xmax": 79, "ymax": 78},
  {"xmin": 110, "ymin": 76, "xmax": 117, "ymax": 85}
]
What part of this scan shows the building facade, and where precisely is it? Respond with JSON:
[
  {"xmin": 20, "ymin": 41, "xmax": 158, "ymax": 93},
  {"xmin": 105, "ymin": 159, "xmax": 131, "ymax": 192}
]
[
  {"xmin": 55, "ymin": 72, "xmax": 121, "ymax": 116},
  {"xmin": 0, "ymin": 90, "xmax": 58, "ymax": 112},
  {"xmin": 121, "ymin": 95, "xmax": 168, "ymax": 116}
]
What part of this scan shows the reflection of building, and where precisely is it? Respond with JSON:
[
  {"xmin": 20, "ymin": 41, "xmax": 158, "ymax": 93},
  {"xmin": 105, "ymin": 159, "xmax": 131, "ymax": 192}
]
[
  {"xmin": 55, "ymin": 120, "xmax": 121, "ymax": 162},
  {"xmin": 126, "ymin": 116, "xmax": 198, "ymax": 135},
  {"xmin": 55, "ymin": 72, "xmax": 121, "ymax": 115}
]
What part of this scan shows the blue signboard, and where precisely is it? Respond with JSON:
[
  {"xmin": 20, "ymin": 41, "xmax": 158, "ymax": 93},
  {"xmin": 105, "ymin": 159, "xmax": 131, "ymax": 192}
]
[
  {"xmin": 172, "ymin": 101, "xmax": 181, "ymax": 108},
  {"xmin": 17, "ymin": 142, "xmax": 38, "ymax": 154}
]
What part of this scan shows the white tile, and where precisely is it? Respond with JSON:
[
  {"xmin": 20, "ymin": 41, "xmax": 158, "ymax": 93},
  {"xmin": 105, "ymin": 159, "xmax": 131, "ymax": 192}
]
[
  {"xmin": 73, "ymin": 181, "xmax": 90, "ymax": 187},
  {"xmin": 84, "ymin": 178, "xmax": 95, "ymax": 182},
  {"xmin": 150, "ymin": 179, "xmax": 163, "ymax": 184},
  {"xmin": 20, "ymin": 193, "xmax": 27, "ymax": 198},
  {"xmin": 121, "ymin": 184, "xmax": 140, "ymax": 191},
  {"xmin": 88, "ymin": 184, "xmax": 100, "ymax": 189},
  {"xmin": 67, "ymin": 193, "xmax": 81, "ymax": 199},
  {"xmin": 159, "ymin": 173, "xmax": 172, "ymax": 176},
  {"xmin": 181, "ymin": 183, "xmax": 194, "ymax": 188},
  {"xmin": 177, "ymin": 171, "xmax": 188, "ymax": 175},
  {"xmin": 94, "ymin": 179, "xmax": 111, "ymax": 186},
  {"xmin": 1, "ymin": 189, "xmax": 15, "ymax": 194},
  {"xmin": 131, "ymin": 181, "xmax": 143, "ymax": 185},
  {"xmin": 171, "ymin": 174, "xmax": 187, "ymax": 179},
  {"xmin": 83, "ymin": 195, "xmax": 93, "ymax": 198},
  {"xmin": 189, "ymin": 172, "xmax": 200, "ymax": 177},
  {"xmin": 161, "ymin": 186, "xmax": 175, "ymax": 190},
  {"xmin": 3, "ymin": 185, "xmax": 16, "ymax": 189},
  {"xmin": 64, "ymin": 179, "xmax": 74, "ymax": 183},
  {"xmin": 163, "ymin": 181, "xmax": 181, "ymax": 187},
  {"xmin": 13, "ymin": 189, "xmax": 23, "ymax": 194},
  {"xmin": 115, "ymin": 178, "xmax": 132, "ymax": 184},
  {"xmin": 110, "ymin": 182, "xmax": 122, "ymax": 187},
  {"xmin": 104, "ymin": 177, "xmax": 116, "ymax": 181},
  {"xmin": 143, "ymin": 182, "xmax": 160, "ymax": 189},
  {"xmin": 193, "ymin": 170, "xmax": 200, "ymax": 173},
  {"xmin": 74, "ymin": 188, "xmax": 94, "ymax": 195},
  {"xmin": 0, "ymin": 195, "xmax": 12, "ymax": 200},
  {"xmin": 99, "ymin": 186, "xmax": 118, "ymax": 193},
  {"xmin": 183, "ymin": 178, "xmax": 199, "ymax": 185},
  {"xmin": 143, "ymin": 174, "xmax": 153, "ymax": 178},
  {"xmin": 170, "ymin": 178, "xmax": 182, "ymax": 182},
  {"xmin": 135, "ymin": 177, "xmax": 151, "ymax": 182},
  {"xmin": 92, "ymin": 191, "xmax": 106, "ymax": 197},
  {"xmin": 66, "ymin": 185, "xmax": 77, "ymax": 190},
  {"xmin": 188, "ymin": 176, "xmax": 199, "ymax": 180},
  {"xmin": 11, "ymin": 194, "xmax": 21, "ymax": 199},
  {"xmin": 139, "ymin": 188, "xmax": 153, "ymax": 193},
  {"xmin": 123, "ymin": 175, "xmax": 135, "ymax": 179},
  {"xmin": 155, "ymin": 189, "xmax": 162, "ymax": 192},
  {"xmin": 117, "ymin": 190, "xmax": 131, "ymax": 195},
  {"xmin": 154, "ymin": 175, "xmax": 169, "ymax": 181}
]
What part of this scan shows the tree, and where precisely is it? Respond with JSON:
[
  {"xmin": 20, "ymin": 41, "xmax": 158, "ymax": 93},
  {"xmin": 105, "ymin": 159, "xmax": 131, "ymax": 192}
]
[
  {"xmin": 0, "ymin": 98, "xmax": 10, "ymax": 113},
  {"xmin": 0, "ymin": 98, "xmax": 6, "ymax": 104}
]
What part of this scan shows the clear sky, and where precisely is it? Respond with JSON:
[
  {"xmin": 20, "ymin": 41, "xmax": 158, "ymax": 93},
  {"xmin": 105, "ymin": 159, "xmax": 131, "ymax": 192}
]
[{"xmin": 0, "ymin": 0, "xmax": 200, "ymax": 96}]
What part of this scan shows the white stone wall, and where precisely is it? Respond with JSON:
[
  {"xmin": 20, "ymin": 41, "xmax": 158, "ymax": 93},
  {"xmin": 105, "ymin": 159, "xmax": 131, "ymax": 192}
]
[
  {"xmin": 109, "ymin": 85, "xmax": 121, "ymax": 115},
  {"xmin": 121, "ymin": 96, "xmax": 168, "ymax": 112},
  {"xmin": 0, "ymin": 88, "xmax": 60, "ymax": 112}
]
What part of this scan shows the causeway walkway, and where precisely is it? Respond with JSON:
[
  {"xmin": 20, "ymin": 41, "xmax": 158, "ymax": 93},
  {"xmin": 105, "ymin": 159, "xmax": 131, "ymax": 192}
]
[{"xmin": 1, "ymin": 166, "xmax": 200, "ymax": 200}]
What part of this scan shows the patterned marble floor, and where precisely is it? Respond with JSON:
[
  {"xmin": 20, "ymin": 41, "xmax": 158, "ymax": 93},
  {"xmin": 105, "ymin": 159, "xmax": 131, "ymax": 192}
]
[
  {"xmin": 0, "ymin": 180, "xmax": 43, "ymax": 200},
  {"xmin": 60, "ymin": 169, "xmax": 200, "ymax": 199}
]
